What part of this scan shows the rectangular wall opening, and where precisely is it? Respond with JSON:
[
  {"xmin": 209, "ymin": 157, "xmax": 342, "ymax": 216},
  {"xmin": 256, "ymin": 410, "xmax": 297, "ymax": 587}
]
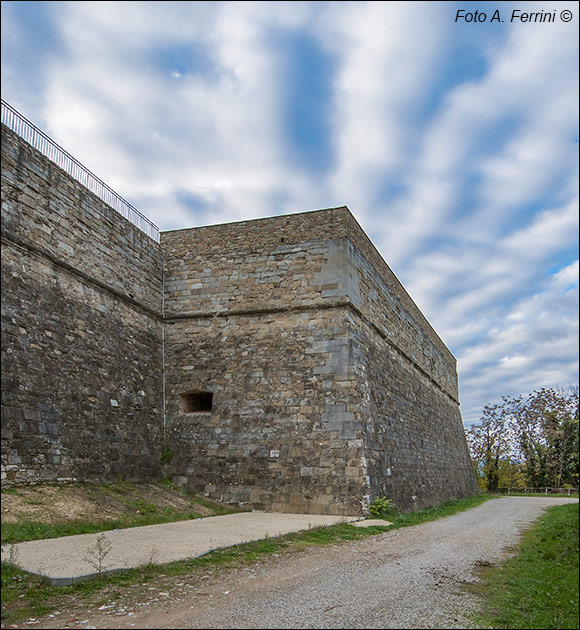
[{"xmin": 180, "ymin": 391, "xmax": 213, "ymax": 413}]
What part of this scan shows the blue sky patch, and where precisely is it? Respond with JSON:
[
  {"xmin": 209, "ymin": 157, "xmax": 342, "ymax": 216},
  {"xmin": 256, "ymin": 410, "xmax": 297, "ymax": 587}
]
[
  {"xmin": 270, "ymin": 28, "xmax": 335, "ymax": 173},
  {"xmin": 149, "ymin": 42, "xmax": 216, "ymax": 79}
]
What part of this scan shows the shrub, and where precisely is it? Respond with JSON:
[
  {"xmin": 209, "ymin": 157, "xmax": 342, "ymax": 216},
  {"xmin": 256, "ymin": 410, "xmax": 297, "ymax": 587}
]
[{"xmin": 369, "ymin": 496, "xmax": 395, "ymax": 518}]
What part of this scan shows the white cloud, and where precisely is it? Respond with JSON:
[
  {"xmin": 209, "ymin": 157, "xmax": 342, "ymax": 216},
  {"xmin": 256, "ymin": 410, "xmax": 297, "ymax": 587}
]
[
  {"xmin": 457, "ymin": 259, "xmax": 579, "ymax": 425},
  {"xmin": 318, "ymin": 2, "xmax": 450, "ymax": 220},
  {"xmin": 37, "ymin": 1, "xmax": 349, "ymax": 228},
  {"xmin": 368, "ymin": 1, "xmax": 578, "ymax": 265}
]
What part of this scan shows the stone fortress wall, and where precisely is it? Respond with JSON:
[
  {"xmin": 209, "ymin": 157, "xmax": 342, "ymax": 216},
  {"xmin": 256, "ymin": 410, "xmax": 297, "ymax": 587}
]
[
  {"xmin": 1, "ymin": 123, "xmax": 164, "ymax": 485},
  {"xmin": 162, "ymin": 211, "xmax": 476, "ymax": 514},
  {"xmin": 1, "ymin": 120, "xmax": 478, "ymax": 513}
]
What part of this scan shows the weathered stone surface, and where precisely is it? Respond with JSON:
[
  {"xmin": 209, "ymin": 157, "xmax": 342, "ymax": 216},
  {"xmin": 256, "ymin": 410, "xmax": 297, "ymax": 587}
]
[
  {"xmin": 161, "ymin": 210, "xmax": 477, "ymax": 514},
  {"xmin": 163, "ymin": 307, "xmax": 365, "ymax": 515},
  {"xmin": 1, "ymin": 121, "xmax": 477, "ymax": 514},
  {"xmin": 1, "ymin": 124, "xmax": 164, "ymax": 485}
]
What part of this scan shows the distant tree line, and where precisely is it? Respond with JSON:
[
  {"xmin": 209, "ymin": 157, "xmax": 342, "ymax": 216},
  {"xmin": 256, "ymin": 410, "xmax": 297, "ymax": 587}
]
[{"xmin": 466, "ymin": 386, "xmax": 579, "ymax": 491}]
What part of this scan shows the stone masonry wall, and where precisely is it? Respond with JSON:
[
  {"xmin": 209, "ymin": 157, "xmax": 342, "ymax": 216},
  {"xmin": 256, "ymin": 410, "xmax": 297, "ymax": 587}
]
[
  {"xmin": 164, "ymin": 308, "xmax": 364, "ymax": 515},
  {"xmin": 163, "ymin": 209, "xmax": 354, "ymax": 316},
  {"xmin": 162, "ymin": 216, "xmax": 368, "ymax": 515},
  {"xmin": 162, "ymin": 209, "xmax": 477, "ymax": 514},
  {"xmin": 333, "ymin": 217, "xmax": 478, "ymax": 509},
  {"xmin": 1, "ymin": 124, "xmax": 164, "ymax": 485},
  {"xmin": 353, "ymin": 318, "xmax": 478, "ymax": 511}
]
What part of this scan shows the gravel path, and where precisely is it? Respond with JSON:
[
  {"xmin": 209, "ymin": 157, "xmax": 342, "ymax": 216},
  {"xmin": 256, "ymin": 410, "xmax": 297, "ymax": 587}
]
[{"xmin": 31, "ymin": 497, "xmax": 578, "ymax": 630}]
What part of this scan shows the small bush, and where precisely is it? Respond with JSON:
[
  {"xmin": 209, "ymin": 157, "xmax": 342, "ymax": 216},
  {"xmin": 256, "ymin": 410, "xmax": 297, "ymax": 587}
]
[{"xmin": 369, "ymin": 496, "xmax": 395, "ymax": 518}]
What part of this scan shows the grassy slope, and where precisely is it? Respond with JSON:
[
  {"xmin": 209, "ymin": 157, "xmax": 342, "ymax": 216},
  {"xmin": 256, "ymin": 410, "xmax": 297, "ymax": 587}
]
[{"xmin": 1, "ymin": 479, "xmax": 241, "ymax": 545}]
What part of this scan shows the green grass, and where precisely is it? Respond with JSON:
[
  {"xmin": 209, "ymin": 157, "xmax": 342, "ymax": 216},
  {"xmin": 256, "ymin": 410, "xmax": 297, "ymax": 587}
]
[
  {"xmin": 471, "ymin": 502, "xmax": 579, "ymax": 629},
  {"xmin": 1, "ymin": 481, "xmax": 243, "ymax": 545},
  {"xmin": 1, "ymin": 493, "xmax": 492, "ymax": 624},
  {"xmin": 1, "ymin": 562, "xmax": 58, "ymax": 621},
  {"xmin": 385, "ymin": 493, "xmax": 493, "ymax": 528},
  {"xmin": 1, "ymin": 509, "xmax": 206, "ymax": 545}
]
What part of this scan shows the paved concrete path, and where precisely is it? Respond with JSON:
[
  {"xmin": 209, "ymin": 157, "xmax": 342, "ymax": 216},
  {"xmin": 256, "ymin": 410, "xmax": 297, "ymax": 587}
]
[{"xmin": 0, "ymin": 512, "xmax": 359, "ymax": 585}]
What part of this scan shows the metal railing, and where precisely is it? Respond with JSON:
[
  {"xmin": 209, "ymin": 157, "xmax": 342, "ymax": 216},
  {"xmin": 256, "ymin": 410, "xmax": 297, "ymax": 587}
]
[
  {"xmin": 496, "ymin": 487, "xmax": 578, "ymax": 496},
  {"xmin": 1, "ymin": 99, "xmax": 160, "ymax": 243}
]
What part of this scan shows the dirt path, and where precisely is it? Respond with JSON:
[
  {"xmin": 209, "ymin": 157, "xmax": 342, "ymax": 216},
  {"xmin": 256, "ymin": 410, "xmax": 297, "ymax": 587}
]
[{"xmin": 20, "ymin": 497, "xmax": 578, "ymax": 629}]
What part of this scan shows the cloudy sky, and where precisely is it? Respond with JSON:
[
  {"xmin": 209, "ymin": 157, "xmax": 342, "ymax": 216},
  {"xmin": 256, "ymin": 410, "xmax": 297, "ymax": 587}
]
[{"xmin": 1, "ymin": 1, "xmax": 578, "ymax": 427}]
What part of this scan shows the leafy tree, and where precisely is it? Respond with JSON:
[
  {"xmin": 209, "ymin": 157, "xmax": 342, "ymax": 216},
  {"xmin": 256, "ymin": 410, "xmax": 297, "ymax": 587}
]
[
  {"xmin": 466, "ymin": 386, "xmax": 579, "ymax": 491},
  {"xmin": 497, "ymin": 457, "xmax": 526, "ymax": 489},
  {"xmin": 466, "ymin": 402, "xmax": 513, "ymax": 491},
  {"xmin": 508, "ymin": 387, "xmax": 579, "ymax": 488}
]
